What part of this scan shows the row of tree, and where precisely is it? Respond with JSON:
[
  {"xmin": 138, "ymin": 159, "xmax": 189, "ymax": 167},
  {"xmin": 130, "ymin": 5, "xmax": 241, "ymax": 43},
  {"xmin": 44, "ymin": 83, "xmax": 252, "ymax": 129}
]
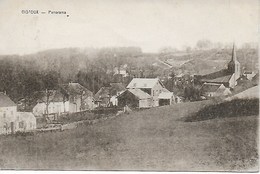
[{"xmin": 159, "ymin": 40, "xmax": 258, "ymax": 54}]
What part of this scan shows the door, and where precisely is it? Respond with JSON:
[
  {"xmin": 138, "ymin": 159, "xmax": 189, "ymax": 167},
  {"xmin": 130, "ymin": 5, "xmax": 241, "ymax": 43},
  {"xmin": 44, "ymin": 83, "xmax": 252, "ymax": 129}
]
[{"xmin": 10, "ymin": 122, "xmax": 14, "ymax": 134}]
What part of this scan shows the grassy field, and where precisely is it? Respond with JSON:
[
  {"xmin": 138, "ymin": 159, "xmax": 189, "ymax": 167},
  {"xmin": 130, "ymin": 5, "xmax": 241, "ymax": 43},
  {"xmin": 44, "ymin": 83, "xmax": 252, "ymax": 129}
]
[{"xmin": 0, "ymin": 100, "xmax": 258, "ymax": 171}]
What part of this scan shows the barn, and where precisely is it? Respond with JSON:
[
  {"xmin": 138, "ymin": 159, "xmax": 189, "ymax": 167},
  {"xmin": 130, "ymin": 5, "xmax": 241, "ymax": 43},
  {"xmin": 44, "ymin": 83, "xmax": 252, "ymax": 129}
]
[
  {"xmin": 126, "ymin": 78, "xmax": 169, "ymax": 107},
  {"xmin": 117, "ymin": 89, "xmax": 152, "ymax": 108}
]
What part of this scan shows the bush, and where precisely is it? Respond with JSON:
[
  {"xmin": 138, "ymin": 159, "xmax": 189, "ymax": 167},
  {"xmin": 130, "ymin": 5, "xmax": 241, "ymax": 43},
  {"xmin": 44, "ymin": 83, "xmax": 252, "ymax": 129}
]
[{"xmin": 185, "ymin": 98, "xmax": 259, "ymax": 122}]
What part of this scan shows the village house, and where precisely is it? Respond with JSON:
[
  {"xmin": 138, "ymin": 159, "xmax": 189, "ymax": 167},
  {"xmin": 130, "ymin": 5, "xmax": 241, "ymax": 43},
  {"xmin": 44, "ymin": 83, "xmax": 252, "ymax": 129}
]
[
  {"xmin": 200, "ymin": 83, "xmax": 232, "ymax": 98},
  {"xmin": 16, "ymin": 112, "xmax": 37, "ymax": 132},
  {"xmin": 94, "ymin": 83, "xmax": 126, "ymax": 107},
  {"xmin": 242, "ymin": 71, "xmax": 256, "ymax": 81},
  {"xmin": 117, "ymin": 89, "xmax": 153, "ymax": 108},
  {"xmin": 126, "ymin": 78, "xmax": 170, "ymax": 107},
  {"xmin": 0, "ymin": 92, "xmax": 36, "ymax": 134},
  {"xmin": 32, "ymin": 90, "xmax": 70, "ymax": 117},
  {"xmin": 60, "ymin": 82, "xmax": 94, "ymax": 112},
  {"xmin": 197, "ymin": 44, "xmax": 241, "ymax": 89},
  {"xmin": 0, "ymin": 92, "xmax": 18, "ymax": 134},
  {"xmin": 114, "ymin": 64, "xmax": 129, "ymax": 77}
]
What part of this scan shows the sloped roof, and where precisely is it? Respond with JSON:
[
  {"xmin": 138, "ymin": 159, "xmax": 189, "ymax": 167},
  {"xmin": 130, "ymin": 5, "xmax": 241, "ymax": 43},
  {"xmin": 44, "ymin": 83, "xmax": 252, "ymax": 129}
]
[
  {"xmin": 158, "ymin": 92, "xmax": 174, "ymax": 99},
  {"xmin": 109, "ymin": 83, "xmax": 126, "ymax": 95},
  {"xmin": 215, "ymin": 87, "xmax": 231, "ymax": 95},
  {"xmin": 60, "ymin": 83, "xmax": 93, "ymax": 96},
  {"xmin": 94, "ymin": 83, "xmax": 126, "ymax": 99},
  {"xmin": 127, "ymin": 89, "xmax": 152, "ymax": 99},
  {"xmin": 0, "ymin": 93, "xmax": 16, "ymax": 107},
  {"xmin": 201, "ymin": 83, "xmax": 222, "ymax": 93},
  {"xmin": 202, "ymin": 74, "xmax": 233, "ymax": 84},
  {"xmin": 127, "ymin": 78, "xmax": 164, "ymax": 89},
  {"xmin": 200, "ymin": 69, "xmax": 230, "ymax": 80},
  {"xmin": 94, "ymin": 87, "xmax": 110, "ymax": 99}
]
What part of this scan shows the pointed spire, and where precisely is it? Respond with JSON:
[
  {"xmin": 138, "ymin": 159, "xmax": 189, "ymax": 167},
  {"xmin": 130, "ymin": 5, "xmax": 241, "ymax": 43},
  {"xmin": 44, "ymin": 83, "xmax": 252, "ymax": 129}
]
[{"xmin": 231, "ymin": 43, "xmax": 237, "ymax": 62}]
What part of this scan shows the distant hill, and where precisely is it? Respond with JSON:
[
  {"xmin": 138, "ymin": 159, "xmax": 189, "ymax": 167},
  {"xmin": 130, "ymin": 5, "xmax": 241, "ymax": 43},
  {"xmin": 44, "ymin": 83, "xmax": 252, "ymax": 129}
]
[{"xmin": 159, "ymin": 48, "xmax": 258, "ymax": 75}]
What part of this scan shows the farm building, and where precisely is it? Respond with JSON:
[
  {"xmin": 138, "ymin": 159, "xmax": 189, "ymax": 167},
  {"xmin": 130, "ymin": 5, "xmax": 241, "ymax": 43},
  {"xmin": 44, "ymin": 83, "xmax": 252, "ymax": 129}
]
[
  {"xmin": 117, "ymin": 89, "xmax": 153, "ymax": 108},
  {"xmin": 94, "ymin": 83, "xmax": 126, "ymax": 107},
  {"xmin": 32, "ymin": 90, "xmax": 70, "ymax": 117},
  {"xmin": 17, "ymin": 112, "xmax": 36, "ymax": 132},
  {"xmin": 60, "ymin": 82, "xmax": 95, "ymax": 112},
  {"xmin": 158, "ymin": 92, "xmax": 175, "ymax": 106},
  {"xmin": 201, "ymin": 83, "xmax": 231, "ymax": 98},
  {"xmin": 126, "ymin": 78, "xmax": 169, "ymax": 107}
]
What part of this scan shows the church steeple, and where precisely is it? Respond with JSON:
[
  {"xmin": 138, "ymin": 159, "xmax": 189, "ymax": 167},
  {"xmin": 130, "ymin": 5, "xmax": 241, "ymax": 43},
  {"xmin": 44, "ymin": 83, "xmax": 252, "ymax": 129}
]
[
  {"xmin": 231, "ymin": 43, "xmax": 237, "ymax": 62},
  {"xmin": 227, "ymin": 43, "xmax": 240, "ymax": 80}
]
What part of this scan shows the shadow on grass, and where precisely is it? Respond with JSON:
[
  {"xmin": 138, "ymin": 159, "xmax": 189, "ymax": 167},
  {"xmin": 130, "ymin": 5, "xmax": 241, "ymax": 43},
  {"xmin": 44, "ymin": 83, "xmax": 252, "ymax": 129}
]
[{"xmin": 184, "ymin": 98, "xmax": 259, "ymax": 122}]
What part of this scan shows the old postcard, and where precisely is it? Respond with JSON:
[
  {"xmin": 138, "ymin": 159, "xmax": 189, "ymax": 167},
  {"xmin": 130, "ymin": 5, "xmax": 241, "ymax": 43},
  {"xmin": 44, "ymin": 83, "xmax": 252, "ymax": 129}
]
[{"xmin": 0, "ymin": 0, "xmax": 258, "ymax": 171}]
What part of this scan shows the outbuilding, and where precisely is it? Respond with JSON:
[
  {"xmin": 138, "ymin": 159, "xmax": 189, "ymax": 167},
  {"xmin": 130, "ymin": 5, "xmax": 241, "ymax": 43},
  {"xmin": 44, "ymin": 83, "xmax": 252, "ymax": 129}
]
[
  {"xmin": 158, "ymin": 92, "xmax": 175, "ymax": 106},
  {"xmin": 117, "ymin": 89, "xmax": 152, "ymax": 108}
]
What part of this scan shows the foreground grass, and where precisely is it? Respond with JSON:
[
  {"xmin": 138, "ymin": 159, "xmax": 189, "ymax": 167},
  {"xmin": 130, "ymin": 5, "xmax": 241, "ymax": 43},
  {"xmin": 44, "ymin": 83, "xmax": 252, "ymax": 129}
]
[{"xmin": 0, "ymin": 100, "xmax": 258, "ymax": 171}]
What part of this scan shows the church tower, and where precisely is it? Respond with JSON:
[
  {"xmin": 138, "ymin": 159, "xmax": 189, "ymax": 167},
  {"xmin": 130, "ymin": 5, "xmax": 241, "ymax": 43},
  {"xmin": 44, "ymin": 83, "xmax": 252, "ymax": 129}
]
[{"xmin": 227, "ymin": 43, "xmax": 240, "ymax": 80}]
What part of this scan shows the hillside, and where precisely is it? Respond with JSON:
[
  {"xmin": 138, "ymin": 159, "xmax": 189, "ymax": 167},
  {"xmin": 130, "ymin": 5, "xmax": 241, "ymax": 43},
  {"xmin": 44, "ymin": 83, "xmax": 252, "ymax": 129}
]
[
  {"xmin": 0, "ymin": 100, "xmax": 258, "ymax": 171},
  {"xmin": 226, "ymin": 86, "xmax": 259, "ymax": 101},
  {"xmin": 160, "ymin": 48, "xmax": 258, "ymax": 75}
]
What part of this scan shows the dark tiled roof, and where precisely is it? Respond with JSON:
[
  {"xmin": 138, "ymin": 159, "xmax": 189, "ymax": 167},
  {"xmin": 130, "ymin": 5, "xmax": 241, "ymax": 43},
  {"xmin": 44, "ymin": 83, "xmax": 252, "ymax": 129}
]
[
  {"xmin": 202, "ymin": 74, "xmax": 233, "ymax": 83},
  {"xmin": 94, "ymin": 83, "xmax": 126, "ymax": 99},
  {"xmin": 0, "ymin": 93, "xmax": 16, "ymax": 107},
  {"xmin": 200, "ymin": 69, "xmax": 231, "ymax": 80}
]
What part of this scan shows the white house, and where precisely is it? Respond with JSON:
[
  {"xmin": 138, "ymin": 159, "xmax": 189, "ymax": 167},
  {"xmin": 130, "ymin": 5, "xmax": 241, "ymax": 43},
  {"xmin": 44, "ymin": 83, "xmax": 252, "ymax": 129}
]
[
  {"xmin": 17, "ymin": 112, "xmax": 37, "ymax": 132},
  {"xmin": 126, "ymin": 78, "xmax": 169, "ymax": 107},
  {"xmin": 60, "ymin": 83, "xmax": 95, "ymax": 112},
  {"xmin": 114, "ymin": 64, "xmax": 129, "ymax": 77},
  {"xmin": 0, "ymin": 92, "xmax": 18, "ymax": 134},
  {"xmin": 32, "ymin": 90, "xmax": 70, "ymax": 117},
  {"xmin": 0, "ymin": 92, "xmax": 36, "ymax": 134}
]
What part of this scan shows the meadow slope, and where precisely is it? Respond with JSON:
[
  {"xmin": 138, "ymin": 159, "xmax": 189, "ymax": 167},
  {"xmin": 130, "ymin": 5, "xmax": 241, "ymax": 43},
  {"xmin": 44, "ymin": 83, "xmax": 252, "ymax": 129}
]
[{"xmin": 0, "ymin": 100, "xmax": 258, "ymax": 171}]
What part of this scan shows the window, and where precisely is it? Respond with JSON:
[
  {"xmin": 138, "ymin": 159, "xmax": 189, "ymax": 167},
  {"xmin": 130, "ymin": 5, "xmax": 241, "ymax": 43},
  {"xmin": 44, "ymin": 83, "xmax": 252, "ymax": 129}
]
[
  {"xmin": 3, "ymin": 112, "xmax": 6, "ymax": 118},
  {"xmin": 19, "ymin": 121, "xmax": 24, "ymax": 128}
]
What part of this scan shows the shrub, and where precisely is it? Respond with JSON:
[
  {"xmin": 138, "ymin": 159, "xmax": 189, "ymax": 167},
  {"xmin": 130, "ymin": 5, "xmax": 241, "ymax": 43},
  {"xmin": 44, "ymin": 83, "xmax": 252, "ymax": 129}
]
[{"xmin": 185, "ymin": 98, "xmax": 259, "ymax": 122}]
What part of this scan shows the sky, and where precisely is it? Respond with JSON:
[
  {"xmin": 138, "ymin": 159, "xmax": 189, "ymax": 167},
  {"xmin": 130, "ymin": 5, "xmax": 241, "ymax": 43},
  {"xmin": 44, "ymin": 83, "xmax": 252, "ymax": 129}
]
[{"xmin": 0, "ymin": 0, "xmax": 258, "ymax": 55}]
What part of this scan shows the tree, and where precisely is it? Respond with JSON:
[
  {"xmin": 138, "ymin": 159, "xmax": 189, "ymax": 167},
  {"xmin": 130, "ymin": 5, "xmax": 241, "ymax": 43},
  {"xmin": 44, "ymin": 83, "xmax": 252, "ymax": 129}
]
[{"xmin": 184, "ymin": 84, "xmax": 201, "ymax": 101}]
